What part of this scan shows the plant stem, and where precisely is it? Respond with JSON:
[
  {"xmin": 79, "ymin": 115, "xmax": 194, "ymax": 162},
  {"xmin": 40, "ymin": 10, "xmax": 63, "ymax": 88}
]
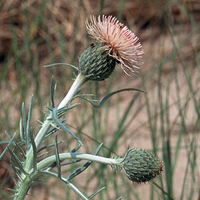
[
  {"xmin": 14, "ymin": 171, "xmax": 39, "ymax": 200},
  {"xmin": 23, "ymin": 119, "xmax": 52, "ymax": 172},
  {"xmin": 58, "ymin": 73, "xmax": 87, "ymax": 109},
  {"xmin": 37, "ymin": 153, "xmax": 123, "ymax": 170},
  {"xmin": 15, "ymin": 153, "xmax": 122, "ymax": 200},
  {"xmin": 24, "ymin": 73, "xmax": 87, "ymax": 172},
  {"xmin": 15, "ymin": 73, "xmax": 87, "ymax": 200}
]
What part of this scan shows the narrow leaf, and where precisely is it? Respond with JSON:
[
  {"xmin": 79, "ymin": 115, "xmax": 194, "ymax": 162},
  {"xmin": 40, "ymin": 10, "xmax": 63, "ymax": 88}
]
[
  {"xmin": 88, "ymin": 187, "xmax": 106, "ymax": 199},
  {"xmin": 50, "ymin": 77, "xmax": 55, "ymax": 108},
  {"xmin": 43, "ymin": 63, "xmax": 78, "ymax": 70},
  {"xmin": 0, "ymin": 141, "xmax": 9, "ymax": 145},
  {"xmin": 22, "ymin": 103, "xmax": 29, "ymax": 152},
  {"xmin": 29, "ymin": 128, "xmax": 37, "ymax": 171},
  {"xmin": 26, "ymin": 96, "xmax": 34, "ymax": 143},
  {"xmin": 19, "ymin": 119, "xmax": 25, "ymax": 143},
  {"xmin": 37, "ymin": 152, "xmax": 48, "ymax": 158},
  {"xmin": 0, "ymin": 132, "xmax": 16, "ymax": 160},
  {"xmin": 15, "ymin": 143, "xmax": 26, "ymax": 158},
  {"xmin": 55, "ymin": 134, "xmax": 61, "ymax": 177},
  {"xmin": 67, "ymin": 143, "xmax": 103, "ymax": 181},
  {"xmin": 97, "ymin": 88, "xmax": 145, "ymax": 108},
  {"xmin": 52, "ymin": 108, "xmax": 83, "ymax": 146},
  {"xmin": 38, "ymin": 140, "xmax": 64, "ymax": 152},
  {"xmin": 8, "ymin": 148, "xmax": 28, "ymax": 176},
  {"xmin": 78, "ymin": 88, "xmax": 145, "ymax": 108}
]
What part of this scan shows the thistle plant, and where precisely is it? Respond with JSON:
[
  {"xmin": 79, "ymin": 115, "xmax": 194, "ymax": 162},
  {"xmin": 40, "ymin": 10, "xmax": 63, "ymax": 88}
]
[{"xmin": 0, "ymin": 15, "xmax": 163, "ymax": 200}]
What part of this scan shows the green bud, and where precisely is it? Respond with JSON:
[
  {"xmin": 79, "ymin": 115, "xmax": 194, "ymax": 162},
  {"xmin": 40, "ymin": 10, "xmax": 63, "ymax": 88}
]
[
  {"xmin": 122, "ymin": 148, "xmax": 163, "ymax": 183},
  {"xmin": 79, "ymin": 43, "xmax": 116, "ymax": 81}
]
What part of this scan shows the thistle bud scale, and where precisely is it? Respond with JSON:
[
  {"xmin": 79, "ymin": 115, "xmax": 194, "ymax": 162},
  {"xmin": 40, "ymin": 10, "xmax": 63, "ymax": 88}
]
[
  {"xmin": 79, "ymin": 44, "xmax": 116, "ymax": 81},
  {"xmin": 122, "ymin": 149, "xmax": 163, "ymax": 183}
]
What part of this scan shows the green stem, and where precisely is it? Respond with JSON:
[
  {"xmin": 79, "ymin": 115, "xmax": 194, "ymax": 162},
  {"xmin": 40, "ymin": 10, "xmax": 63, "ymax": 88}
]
[
  {"xmin": 14, "ymin": 171, "xmax": 39, "ymax": 200},
  {"xmin": 23, "ymin": 119, "xmax": 52, "ymax": 172},
  {"xmin": 24, "ymin": 74, "xmax": 87, "ymax": 172},
  {"xmin": 58, "ymin": 73, "xmax": 87, "ymax": 109},
  {"xmin": 15, "ymin": 74, "xmax": 88, "ymax": 200},
  {"xmin": 15, "ymin": 153, "xmax": 122, "ymax": 200},
  {"xmin": 37, "ymin": 152, "xmax": 122, "ymax": 170}
]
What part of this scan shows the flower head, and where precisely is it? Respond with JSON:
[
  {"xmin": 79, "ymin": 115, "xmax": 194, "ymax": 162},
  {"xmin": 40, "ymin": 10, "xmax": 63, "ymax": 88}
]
[
  {"xmin": 86, "ymin": 15, "xmax": 144, "ymax": 75},
  {"xmin": 121, "ymin": 148, "xmax": 163, "ymax": 183},
  {"xmin": 79, "ymin": 43, "xmax": 116, "ymax": 81}
]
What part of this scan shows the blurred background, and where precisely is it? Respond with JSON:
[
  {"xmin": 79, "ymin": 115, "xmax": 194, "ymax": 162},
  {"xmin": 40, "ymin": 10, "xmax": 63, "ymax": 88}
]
[{"xmin": 0, "ymin": 0, "xmax": 200, "ymax": 199}]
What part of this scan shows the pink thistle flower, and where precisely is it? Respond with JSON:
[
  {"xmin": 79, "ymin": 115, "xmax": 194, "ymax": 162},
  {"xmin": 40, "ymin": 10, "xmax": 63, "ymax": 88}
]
[{"xmin": 86, "ymin": 15, "xmax": 144, "ymax": 75}]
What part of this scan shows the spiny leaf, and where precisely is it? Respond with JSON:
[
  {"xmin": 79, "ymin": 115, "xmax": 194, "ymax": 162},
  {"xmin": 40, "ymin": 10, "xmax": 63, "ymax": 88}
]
[
  {"xmin": 97, "ymin": 88, "xmax": 145, "ymax": 108},
  {"xmin": 52, "ymin": 108, "xmax": 83, "ymax": 146},
  {"xmin": 26, "ymin": 96, "xmax": 34, "ymax": 143},
  {"xmin": 22, "ymin": 102, "xmax": 29, "ymax": 152},
  {"xmin": 8, "ymin": 148, "xmax": 28, "ymax": 176},
  {"xmin": 43, "ymin": 62, "xmax": 78, "ymax": 70},
  {"xmin": 29, "ymin": 128, "xmax": 37, "ymax": 171},
  {"xmin": 37, "ymin": 152, "xmax": 48, "ymax": 158},
  {"xmin": 0, "ymin": 141, "xmax": 9, "ymax": 145},
  {"xmin": 56, "ymin": 103, "xmax": 79, "ymax": 118},
  {"xmin": 0, "ymin": 132, "xmax": 16, "ymax": 160},
  {"xmin": 15, "ymin": 143, "xmax": 26, "ymax": 158},
  {"xmin": 38, "ymin": 140, "xmax": 64, "ymax": 152},
  {"xmin": 60, "ymin": 159, "xmax": 82, "ymax": 166},
  {"xmin": 67, "ymin": 143, "xmax": 103, "ymax": 181},
  {"xmin": 6, "ymin": 188, "xmax": 18, "ymax": 192},
  {"xmin": 45, "ymin": 126, "xmax": 60, "ymax": 139},
  {"xmin": 55, "ymin": 134, "xmax": 61, "ymax": 178},
  {"xmin": 76, "ymin": 96, "xmax": 97, "ymax": 107},
  {"xmin": 78, "ymin": 88, "xmax": 145, "ymax": 108},
  {"xmin": 50, "ymin": 77, "xmax": 56, "ymax": 108},
  {"xmin": 41, "ymin": 171, "xmax": 89, "ymax": 200},
  {"xmin": 88, "ymin": 187, "xmax": 106, "ymax": 199},
  {"xmin": 19, "ymin": 119, "xmax": 25, "ymax": 143}
]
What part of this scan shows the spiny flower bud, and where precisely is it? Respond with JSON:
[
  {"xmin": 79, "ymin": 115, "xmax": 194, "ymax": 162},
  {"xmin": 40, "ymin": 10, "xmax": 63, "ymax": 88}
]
[
  {"xmin": 122, "ymin": 148, "xmax": 163, "ymax": 183},
  {"xmin": 79, "ymin": 43, "xmax": 116, "ymax": 81}
]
